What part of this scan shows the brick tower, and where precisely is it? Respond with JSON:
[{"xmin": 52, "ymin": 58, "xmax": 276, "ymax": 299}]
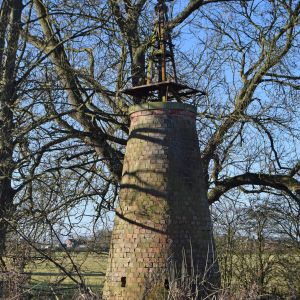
[
  {"xmin": 103, "ymin": 1, "xmax": 219, "ymax": 298},
  {"xmin": 103, "ymin": 102, "xmax": 219, "ymax": 299}
]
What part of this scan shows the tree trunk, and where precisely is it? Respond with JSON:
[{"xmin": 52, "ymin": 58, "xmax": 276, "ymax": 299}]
[
  {"xmin": 0, "ymin": 92, "xmax": 16, "ymax": 297},
  {"xmin": 0, "ymin": 0, "xmax": 22, "ymax": 283}
]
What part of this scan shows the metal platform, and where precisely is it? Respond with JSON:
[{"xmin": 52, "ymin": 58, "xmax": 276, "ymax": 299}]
[{"xmin": 122, "ymin": 81, "xmax": 205, "ymax": 101}]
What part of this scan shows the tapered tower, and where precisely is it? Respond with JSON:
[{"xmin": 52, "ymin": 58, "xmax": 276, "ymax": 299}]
[{"xmin": 103, "ymin": 1, "xmax": 219, "ymax": 299}]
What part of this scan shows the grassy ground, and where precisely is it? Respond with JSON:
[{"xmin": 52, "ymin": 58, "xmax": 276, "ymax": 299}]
[
  {"xmin": 27, "ymin": 252, "xmax": 107, "ymax": 284},
  {"xmin": 4, "ymin": 249, "xmax": 298, "ymax": 299},
  {"xmin": 23, "ymin": 251, "xmax": 108, "ymax": 299}
]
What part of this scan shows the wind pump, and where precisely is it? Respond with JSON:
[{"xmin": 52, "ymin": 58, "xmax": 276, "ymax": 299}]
[{"xmin": 122, "ymin": 0, "xmax": 204, "ymax": 102}]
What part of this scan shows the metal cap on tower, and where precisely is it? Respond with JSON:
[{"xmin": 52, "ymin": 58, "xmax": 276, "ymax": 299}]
[{"xmin": 122, "ymin": 0, "xmax": 205, "ymax": 102}]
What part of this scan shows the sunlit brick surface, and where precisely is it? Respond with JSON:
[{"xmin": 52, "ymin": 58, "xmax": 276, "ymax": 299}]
[{"xmin": 103, "ymin": 102, "xmax": 218, "ymax": 299}]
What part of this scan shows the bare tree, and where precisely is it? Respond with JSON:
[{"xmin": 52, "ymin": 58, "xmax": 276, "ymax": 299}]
[
  {"xmin": 26, "ymin": 0, "xmax": 300, "ymax": 208},
  {"xmin": 0, "ymin": 0, "xmax": 95, "ymax": 280},
  {"xmin": 213, "ymin": 194, "xmax": 300, "ymax": 298},
  {"xmin": 1, "ymin": 0, "xmax": 300, "ymax": 297}
]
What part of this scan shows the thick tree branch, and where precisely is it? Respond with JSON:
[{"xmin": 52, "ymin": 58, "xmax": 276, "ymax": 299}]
[
  {"xmin": 32, "ymin": 0, "xmax": 124, "ymax": 180},
  {"xmin": 168, "ymin": 0, "xmax": 231, "ymax": 30},
  {"xmin": 265, "ymin": 73, "xmax": 300, "ymax": 80},
  {"xmin": 208, "ymin": 172, "xmax": 300, "ymax": 204}
]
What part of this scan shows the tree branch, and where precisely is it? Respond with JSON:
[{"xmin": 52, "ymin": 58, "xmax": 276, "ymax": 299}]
[
  {"xmin": 168, "ymin": 0, "xmax": 232, "ymax": 30},
  {"xmin": 32, "ymin": 0, "xmax": 124, "ymax": 180},
  {"xmin": 202, "ymin": 2, "xmax": 300, "ymax": 162},
  {"xmin": 208, "ymin": 172, "xmax": 300, "ymax": 204}
]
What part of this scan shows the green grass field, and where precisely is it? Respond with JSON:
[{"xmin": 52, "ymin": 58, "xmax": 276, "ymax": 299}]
[
  {"xmin": 23, "ymin": 252, "xmax": 108, "ymax": 299},
  {"xmin": 5, "ymin": 249, "xmax": 298, "ymax": 299}
]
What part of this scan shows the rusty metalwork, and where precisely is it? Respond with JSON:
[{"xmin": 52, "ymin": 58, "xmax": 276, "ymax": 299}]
[{"xmin": 122, "ymin": 0, "xmax": 204, "ymax": 102}]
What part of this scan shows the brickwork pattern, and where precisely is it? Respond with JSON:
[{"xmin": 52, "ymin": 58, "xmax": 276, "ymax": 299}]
[{"xmin": 103, "ymin": 103, "xmax": 218, "ymax": 299}]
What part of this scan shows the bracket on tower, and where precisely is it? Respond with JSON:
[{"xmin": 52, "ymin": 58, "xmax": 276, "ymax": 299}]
[{"xmin": 122, "ymin": 0, "xmax": 205, "ymax": 102}]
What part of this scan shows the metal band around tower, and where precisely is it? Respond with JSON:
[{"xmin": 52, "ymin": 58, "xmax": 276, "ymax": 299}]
[{"xmin": 128, "ymin": 101, "xmax": 197, "ymax": 115}]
